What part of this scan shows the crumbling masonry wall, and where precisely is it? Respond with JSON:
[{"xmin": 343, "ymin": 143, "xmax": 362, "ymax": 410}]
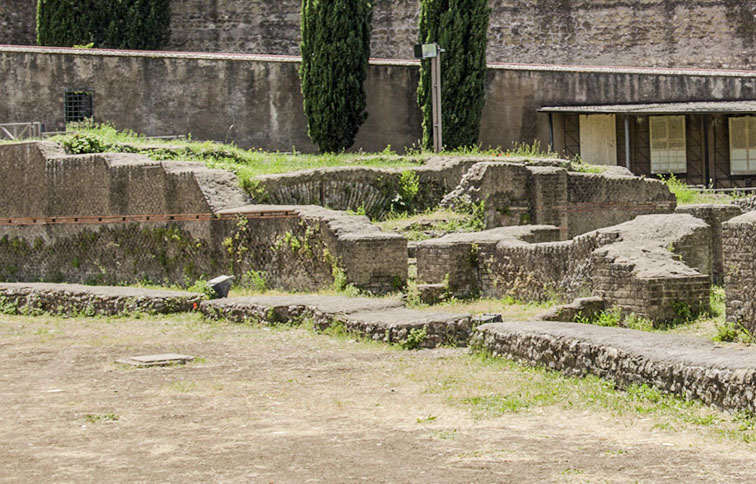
[
  {"xmin": 5, "ymin": 0, "xmax": 753, "ymax": 69},
  {"xmin": 442, "ymin": 162, "xmax": 676, "ymax": 239},
  {"xmin": 417, "ymin": 214, "xmax": 712, "ymax": 322},
  {"xmin": 723, "ymin": 211, "xmax": 756, "ymax": 333},
  {"xmin": 0, "ymin": 143, "xmax": 407, "ymax": 292}
]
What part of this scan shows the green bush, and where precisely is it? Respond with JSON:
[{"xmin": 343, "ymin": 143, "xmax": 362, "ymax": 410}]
[
  {"xmin": 300, "ymin": 0, "xmax": 372, "ymax": 153},
  {"xmin": 37, "ymin": 0, "xmax": 170, "ymax": 49},
  {"xmin": 417, "ymin": 0, "xmax": 491, "ymax": 150}
]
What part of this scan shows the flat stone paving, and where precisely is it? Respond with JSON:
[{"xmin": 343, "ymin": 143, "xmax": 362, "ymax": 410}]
[
  {"xmin": 474, "ymin": 321, "xmax": 756, "ymax": 413},
  {"xmin": 0, "ymin": 282, "xmax": 203, "ymax": 315},
  {"xmin": 201, "ymin": 295, "xmax": 472, "ymax": 348}
]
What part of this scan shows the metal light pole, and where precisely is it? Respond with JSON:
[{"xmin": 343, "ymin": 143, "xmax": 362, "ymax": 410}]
[{"xmin": 414, "ymin": 43, "xmax": 444, "ymax": 153}]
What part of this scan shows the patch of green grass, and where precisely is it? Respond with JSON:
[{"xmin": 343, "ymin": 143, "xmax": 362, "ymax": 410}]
[
  {"xmin": 83, "ymin": 413, "xmax": 119, "ymax": 423},
  {"xmin": 661, "ymin": 174, "xmax": 735, "ymax": 205}
]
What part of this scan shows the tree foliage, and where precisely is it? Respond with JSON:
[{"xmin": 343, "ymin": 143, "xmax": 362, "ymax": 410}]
[
  {"xmin": 300, "ymin": 0, "xmax": 372, "ymax": 153},
  {"xmin": 37, "ymin": 0, "xmax": 170, "ymax": 50},
  {"xmin": 417, "ymin": 0, "xmax": 491, "ymax": 150}
]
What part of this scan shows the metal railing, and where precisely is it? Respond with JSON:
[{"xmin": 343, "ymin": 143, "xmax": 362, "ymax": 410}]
[{"xmin": 0, "ymin": 122, "xmax": 42, "ymax": 140}]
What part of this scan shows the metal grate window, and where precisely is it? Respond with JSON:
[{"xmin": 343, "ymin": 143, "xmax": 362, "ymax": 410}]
[{"xmin": 64, "ymin": 89, "xmax": 94, "ymax": 123}]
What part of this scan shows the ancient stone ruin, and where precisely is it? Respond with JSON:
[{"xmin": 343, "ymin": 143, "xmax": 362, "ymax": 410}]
[{"xmin": 4, "ymin": 138, "xmax": 756, "ymax": 413}]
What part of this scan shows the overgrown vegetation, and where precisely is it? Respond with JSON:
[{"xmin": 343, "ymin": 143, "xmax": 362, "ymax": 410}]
[
  {"xmin": 661, "ymin": 174, "xmax": 743, "ymax": 205},
  {"xmin": 417, "ymin": 0, "xmax": 491, "ymax": 150},
  {"xmin": 300, "ymin": 0, "xmax": 372, "ymax": 152},
  {"xmin": 50, "ymin": 122, "xmax": 422, "ymax": 180},
  {"xmin": 37, "ymin": 0, "xmax": 170, "ymax": 49}
]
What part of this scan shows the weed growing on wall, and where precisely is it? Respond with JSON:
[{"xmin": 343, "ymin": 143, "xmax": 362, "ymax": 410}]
[
  {"xmin": 37, "ymin": 0, "xmax": 171, "ymax": 49},
  {"xmin": 417, "ymin": 0, "xmax": 491, "ymax": 150},
  {"xmin": 300, "ymin": 0, "xmax": 372, "ymax": 152}
]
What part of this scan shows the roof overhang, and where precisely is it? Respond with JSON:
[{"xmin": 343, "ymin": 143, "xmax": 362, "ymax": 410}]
[{"xmin": 538, "ymin": 100, "xmax": 756, "ymax": 115}]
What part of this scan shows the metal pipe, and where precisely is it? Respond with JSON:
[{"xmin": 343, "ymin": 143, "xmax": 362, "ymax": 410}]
[
  {"xmin": 548, "ymin": 112, "xmax": 554, "ymax": 152},
  {"xmin": 624, "ymin": 115, "xmax": 631, "ymax": 171}
]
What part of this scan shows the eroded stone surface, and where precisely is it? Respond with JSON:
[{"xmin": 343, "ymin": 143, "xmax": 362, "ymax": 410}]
[
  {"xmin": 0, "ymin": 282, "xmax": 203, "ymax": 315},
  {"xmin": 473, "ymin": 321, "xmax": 756, "ymax": 413},
  {"xmin": 417, "ymin": 214, "xmax": 711, "ymax": 322},
  {"xmin": 201, "ymin": 295, "xmax": 471, "ymax": 348}
]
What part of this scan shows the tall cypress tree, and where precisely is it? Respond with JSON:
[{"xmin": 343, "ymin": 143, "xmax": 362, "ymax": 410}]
[
  {"xmin": 300, "ymin": 0, "xmax": 372, "ymax": 153},
  {"xmin": 417, "ymin": 0, "xmax": 491, "ymax": 150},
  {"xmin": 37, "ymin": 0, "xmax": 170, "ymax": 50}
]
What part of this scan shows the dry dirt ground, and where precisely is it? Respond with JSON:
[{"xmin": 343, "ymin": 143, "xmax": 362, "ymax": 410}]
[{"xmin": 2, "ymin": 312, "xmax": 756, "ymax": 483}]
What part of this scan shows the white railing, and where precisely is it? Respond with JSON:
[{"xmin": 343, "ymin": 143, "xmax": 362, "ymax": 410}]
[{"xmin": 0, "ymin": 122, "xmax": 42, "ymax": 140}]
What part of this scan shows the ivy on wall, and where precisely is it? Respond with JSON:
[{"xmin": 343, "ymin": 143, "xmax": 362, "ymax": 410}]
[
  {"xmin": 36, "ymin": 0, "xmax": 170, "ymax": 49},
  {"xmin": 417, "ymin": 0, "xmax": 491, "ymax": 150},
  {"xmin": 300, "ymin": 0, "xmax": 372, "ymax": 153}
]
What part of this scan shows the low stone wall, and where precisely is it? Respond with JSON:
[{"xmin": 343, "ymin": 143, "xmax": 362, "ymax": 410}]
[
  {"xmin": 442, "ymin": 162, "xmax": 676, "ymax": 239},
  {"xmin": 723, "ymin": 211, "xmax": 756, "ymax": 333},
  {"xmin": 201, "ymin": 295, "xmax": 472, "ymax": 348},
  {"xmin": 0, "ymin": 142, "xmax": 249, "ymax": 217},
  {"xmin": 0, "ymin": 142, "xmax": 407, "ymax": 293},
  {"xmin": 0, "ymin": 282, "xmax": 203, "ymax": 316},
  {"xmin": 473, "ymin": 321, "xmax": 756, "ymax": 413},
  {"xmin": 417, "ymin": 214, "xmax": 712, "ymax": 322},
  {"xmin": 252, "ymin": 157, "xmax": 480, "ymax": 218},
  {"xmin": 0, "ymin": 205, "xmax": 407, "ymax": 294},
  {"xmin": 676, "ymin": 204, "xmax": 743, "ymax": 285}
]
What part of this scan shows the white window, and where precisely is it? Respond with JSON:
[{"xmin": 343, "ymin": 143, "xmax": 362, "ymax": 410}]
[
  {"xmin": 729, "ymin": 117, "xmax": 756, "ymax": 175},
  {"xmin": 650, "ymin": 116, "xmax": 687, "ymax": 174}
]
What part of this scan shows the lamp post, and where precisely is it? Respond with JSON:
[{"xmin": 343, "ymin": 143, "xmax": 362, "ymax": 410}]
[{"xmin": 414, "ymin": 43, "xmax": 444, "ymax": 153}]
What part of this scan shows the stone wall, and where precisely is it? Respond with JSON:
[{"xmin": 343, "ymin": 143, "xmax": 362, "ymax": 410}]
[
  {"xmin": 723, "ymin": 211, "xmax": 756, "ymax": 332},
  {"xmin": 676, "ymin": 204, "xmax": 743, "ymax": 285},
  {"xmin": 2, "ymin": 47, "xmax": 755, "ymax": 153},
  {"xmin": 417, "ymin": 214, "xmax": 712, "ymax": 322},
  {"xmin": 473, "ymin": 320, "xmax": 756, "ymax": 413},
  {"xmin": 0, "ymin": 283, "xmax": 203, "ymax": 316},
  {"xmin": 0, "ymin": 142, "xmax": 248, "ymax": 217},
  {"xmin": 0, "ymin": 0, "xmax": 36, "ymax": 46},
  {"xmin": 8, "ymin": 1, "xmax": 754, "ymax": 69},
  {"xmin": 443, "ymin": 162, "xmax": 676, "ymax": 239},
  {"xmin": 0, "ymin": 142, "xmax": 407, "ymax": 293}
]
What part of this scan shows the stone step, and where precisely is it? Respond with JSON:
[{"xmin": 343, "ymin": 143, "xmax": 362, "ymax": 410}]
[
  {"xmin": 0, "ymin": 282, "xmax": 203, "ymax": 316},
  {"xmin": 201, "ymin": 295, "xmax": 472, "ymax": 348},
  {"xmin": 473, "ymin": 320, "xmax": 756, "ymax": 413}
]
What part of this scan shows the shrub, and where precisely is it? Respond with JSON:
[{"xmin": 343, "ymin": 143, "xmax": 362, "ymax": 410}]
[
  {"xmin": 300, "ymin": 0, "xmax": 372, "ymax": 153},
  {"xmin": 417, "ymin": 0, "xmax": 491, "ymax": 150},
  {"xmin": 37, "ymin": 0, "xmax": 171, "ymax": 50}
]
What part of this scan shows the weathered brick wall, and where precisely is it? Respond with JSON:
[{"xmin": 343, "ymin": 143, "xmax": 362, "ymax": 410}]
[
  {"xmin": 3, "ymin": 47, "xmax": 756, "ymax": 153},
  {"xmin": 443, "ymin": 162, "xmax": 676, "ymax": 240},
  {"xmin": 473, "ymin": 321, "xmax": 756, "ymax": 413},
  {"xmin": 0, "ymin": 142, "xmax": 249, "ymax": 216},
  {"xmin": 0, "ymin": 142, "xmax": 407, "ymax": 293},
  {"xmin": 4, "ymin": 1, "xmax": 754, "ymax": 69},
  {"xmin": 0, "ymin": 0, "xmax": 36, "ymax": 46},
  {"xmin": 723, "ymin": 211, "xmax": 756, "ymax": 332},
  {"xmin": 676, "ymin": 204, "xmax": 743, "ymax": 285},
  {"xmin": 168, "ymin": 0, "xmax": 756, "ymax": 69},
  {"xmin": 253, "ymin": 158, "xmax": 480, "ymax": 219},
  {"xmin": 417, "ymin": 214, "xmax": 712, "ymax": 322}
]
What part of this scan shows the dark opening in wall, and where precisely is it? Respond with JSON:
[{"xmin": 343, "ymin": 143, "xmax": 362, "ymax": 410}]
[{"xmin": 64, "ymin": 89, "xmax": 94, "ymax": 123}]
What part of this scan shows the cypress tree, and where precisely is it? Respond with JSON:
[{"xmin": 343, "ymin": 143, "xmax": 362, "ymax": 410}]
[
  {"xmin": 300, "ymin": 0, "xmax": 372, "ymax": 153},
  {"xmin": 417, "ymin": 0, "xmax": 491, "ymax": 150},
  {"xmin": 37, "ymin": 0, "xmax": 170, "ymax": 50}
]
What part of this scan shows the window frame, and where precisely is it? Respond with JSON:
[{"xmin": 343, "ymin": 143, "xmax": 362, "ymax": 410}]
[
  {"xmin": 649, "ymin": 115, "xmax": 687, "ymax": 174},
  {"xmin": 729, "ymin": 116, "xmax": 756, "ymax": 176},
  {"xmin": 63, "ymin": 88, "xmax": 95, "ymax": 124}
]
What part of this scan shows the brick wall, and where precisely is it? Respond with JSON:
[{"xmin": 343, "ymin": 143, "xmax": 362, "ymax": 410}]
[
  {"xmin": 0, "ymin": 0, "xmax": 35, "ymax": 46},
  {"xmin": 723, "ymin": 211, "xmax": 756, "ymax": 332},
  {"xmin": 443, "ymin": 162, "xmax": 676, "ymax": 240},
  {"xmin": 0, "ymin": 142, "xmax": 407, "ymax": 293},
  {"xmin": 417, "ymin": 214, "xmax": 712, "ymax": 322}
]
